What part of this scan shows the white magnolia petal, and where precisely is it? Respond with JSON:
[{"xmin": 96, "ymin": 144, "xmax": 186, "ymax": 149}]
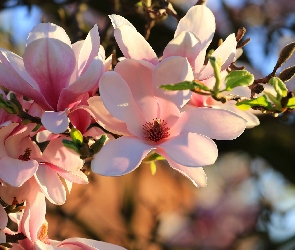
[
  {"xmin": 160, "ymin": 133, "xmax": 218, "ymax": 167},
  {"xmin": 91, "ymin": 136, "xmax": 151, "ymax": 176}
]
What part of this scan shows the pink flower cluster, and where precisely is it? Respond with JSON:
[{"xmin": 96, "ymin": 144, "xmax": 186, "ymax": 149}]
[{"xmin": 0, "ymin": 4, "xmax": 249, "ymax": 249}]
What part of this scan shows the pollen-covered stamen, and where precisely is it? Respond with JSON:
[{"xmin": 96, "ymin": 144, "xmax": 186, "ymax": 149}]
[
  {"xmin": 18, "ymin": 148, "xmax": 32, "ymax": 161},
  {"xmin": 143, "ymin": 118, "xmax": 170, "ymax": 142}
]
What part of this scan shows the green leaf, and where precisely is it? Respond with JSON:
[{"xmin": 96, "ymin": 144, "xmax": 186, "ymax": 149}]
[
  {"xmin": 70, "ymin": 128, "xmax": 83, "ymax": 146},
  {"xmin": 62, "ymin": 139, "xmax": 80, "ymax": 154},
  {"xmin": 160, "ymin": 81, "xmax": 210, "ymax": 92},
  {"xmin": 91, "ymin": 134, "xmax": 107, "ymax": 154},
  {"xmin": 236, "ymin": 95, "xmax": 271, "ymax": 110},
  {"xmin": 269, "ymin": 77, "xmax": 288, "ymax": 98},
  {"xmin": 264, "ymin": 91, "xmax": 282, "ymax": 110},
  {"xmin": 150, "ymin": 161, "xmax": 157, "ymax": 175},
  {"xmin": 287, "ymin": 97, "xmax": 295, "ymax": 108},
  {"xmin": 225, "ymin": 70, "xmax": 254, "ymax": 91}
]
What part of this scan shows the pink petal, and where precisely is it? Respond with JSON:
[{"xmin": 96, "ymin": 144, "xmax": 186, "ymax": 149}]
[
  {"xmin": 42, "ymin": 137, "xmax": 83, "ymax": 172},
  {"xmin": 210, "ymin": 102, "xmax": 260, "ymax": 129},
  {"xmin": 26, "ymin": 23, "xmax": 71, "ymax": 46},
  {"xmin": 20, "ymin": 178, "xmax": 46, "ymax": 242},
  {"xmin": 109, "ymin": 15, "xmax": 158, "ymax": 65},
  {"xmin": 0, "ymin": 205, "xmax": 8, "ymax": 229},
  {"xmin": 41, "ymin": 111, "xmax": 69, "ymax": 134},
  {"xmin": 78, "ymin": 24, "xmax": 100, "ymax": 76},
  {"xmin": 114, "ymin": 59, "xmax": 158, "ymax": 122},
  {"xmin": 175, "ymin": 5, "xmax": 215, "ymax": 51},
  {"xmin": 35, "ymin": 165, "xmax": 66, "ymax": 205},
  {"xmin": 68, "ymin": 108, "xmax": 91, "ymax": 135},
  {"xmin": 44, "ymin": 162, "xmax": 88, "ymax": 185},
  {"xmin": 58, "ymin": 57, "xmax": 104, "ymax": 111},
  {"xmin": 198, "ymin": 33, "xmax": 237, "ymax": 79},
  {"xmin": 160, "ymin": 132, "xmax": 218, "ymax": 167},
  {"xmin": 69, "ymin": 40, "xmax": 84, "ymax": 84},
  {"xmin": 57, "ymin": 169, "xmax": 88, "ymax": 185},
  {"xmin": 0, "ymin": 123, "xmax": 19, "ymax": 158},
  {"xmin": 0, "ymin": 63, "xmax": 52, "ymax": 110},
  {"xmin": 171, "ymin": 108, "xmax": 246, "ymax": 140},
  {"xmin": 4, "ymin": 123, "xmax": 36, "ymax": 159},
  {"xmin": 0, "ymin": 157, "xmax": 38, "ymax": 187},
  {"xmin": 91, "ymin": 136, "xmax": 151, "ymax": 176},
  {"xmin": 99, "ymin": 71, "xmax": 146, "ymax": 137},
  {"xmin": 163, "ymin": 31, "xmax": 201, "ymax": 71},
  {"xmin": 86, "ymin": 96, "xmax": 130, "ymax": 136},
  {"xmin": 58, "ymin": 238, "xmax": 127, "ymax": 250},
  {"xmin": 35, "ymin": 240, "xmax": 54, "ymax": 250},
  {"xmin": 0, "ymin": 48, "xmax": 40, "ymax": 91},
  {"xmin": 153, "ymin": 56, "xmax": 193, "ymax": 108},
  {"xmin": 36, "ymin": 130, "xmax": 59, "ymax": 143},
  {"xmin": 156, "ymin": 148, "xmax": 207, "ymax": 187},
  {"xmin": 23, "ymin": 38, "xmax": 76, "ymax": 110}
]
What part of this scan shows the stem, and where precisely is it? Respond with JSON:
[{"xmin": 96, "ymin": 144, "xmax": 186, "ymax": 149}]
[{"xmin": 210, "ymin": 57, "xmax": 222, "ymax": 95}]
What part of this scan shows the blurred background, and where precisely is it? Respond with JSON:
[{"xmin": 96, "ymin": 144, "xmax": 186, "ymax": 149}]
[{"xmin": 1, "ymin": 0, "xmax": 295, "ymax": 249}]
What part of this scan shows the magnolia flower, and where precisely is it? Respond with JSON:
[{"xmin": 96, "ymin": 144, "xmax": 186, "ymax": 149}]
[
  {"xmin": 0, "ymin": 123, "xmax": 88, "ymax": 205},
  {"xmin": 109, "ymin": 6, "xmax": 259, "ymax": 128},
  {"xmin": 0, "ymin": 23, "xmax": 107, "ymax": 133},
  {"xmin": 88, "ymin": 58, "xmax": 246, "ymax": 187}
]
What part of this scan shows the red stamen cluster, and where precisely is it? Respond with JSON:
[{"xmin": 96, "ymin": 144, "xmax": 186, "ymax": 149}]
[
  {"xmin": 143, "ymin": 119, "xmax": 170, "ymax": 142},
  {"xmin": 18, "ymin": 148, "xmax": 32, "ymax": 161}
]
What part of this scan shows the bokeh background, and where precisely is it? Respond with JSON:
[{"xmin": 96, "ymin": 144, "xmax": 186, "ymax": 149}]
[{"xmin": 1, "ymin": 0, "xmax": 295, "ymax": 249}]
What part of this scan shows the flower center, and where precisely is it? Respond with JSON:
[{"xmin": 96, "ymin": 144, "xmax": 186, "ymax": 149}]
[
  {"xmin": 143, "ymin": 118, "xmax": 170, "ymax": 142},
  {"xmin": 18, "ymin": 148, "xmax": 32, "ymax": 161}
]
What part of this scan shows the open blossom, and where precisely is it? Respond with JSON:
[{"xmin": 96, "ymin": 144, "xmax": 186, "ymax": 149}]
[
  {"xmin": 109, "ymin": 6, "xmax": 260, "ymax": 128},
  {"xmin": 0, "ymin": 22, "xmax": 108, "ymax": 133},
  {"xmin": 0, "ymin": 123, "xmax": 88, "ymax": 205},
  {"xmin": 88, "ymin": 58, "xmax": 246, "ymax": 186}
]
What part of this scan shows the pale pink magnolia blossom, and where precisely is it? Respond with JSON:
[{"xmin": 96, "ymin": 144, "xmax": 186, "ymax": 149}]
[
  {"xmin": 109, "ymin": 5, "xmax": 235, "ymax": 83},
  {"xmin": 0, "ymin": 123, "xmax": 88, "ymax": 205},
  {"xmin": 0, "ymin": 23, "xmax": 106, "ymax": 133},
  {"xmin": 88, "ymin": 58, "xmax": 246, "ymax": 187},
  {"xmin": 109, "ymin": 6, "xmax": 259, "ymax": 127}
]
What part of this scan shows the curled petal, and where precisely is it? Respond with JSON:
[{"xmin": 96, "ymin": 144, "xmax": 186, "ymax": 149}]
[
  {"xmin": 78, "ymin": 24, "xmax": 100, "ymax": 76},
  {"xmin": 199, "ymin": 33, "xmax": 237, "ymax": 79},
  {"xmin": 41, "ymin": 111, "xmax": 69, "ymax": 134},
  {"xmin": 91, "ymin": 136, "xmax": 151, "ymax": 176},
  {"xmin": 160, "ymin": 132, "xmax": 218, "ymax": 167},
  {"xmin": 109, "ymin": 15, "xmax": 158, "ymax": 65},
  {"xmin": 175, "ymin": 5, "xmax": 215, "ymax": 50}
]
